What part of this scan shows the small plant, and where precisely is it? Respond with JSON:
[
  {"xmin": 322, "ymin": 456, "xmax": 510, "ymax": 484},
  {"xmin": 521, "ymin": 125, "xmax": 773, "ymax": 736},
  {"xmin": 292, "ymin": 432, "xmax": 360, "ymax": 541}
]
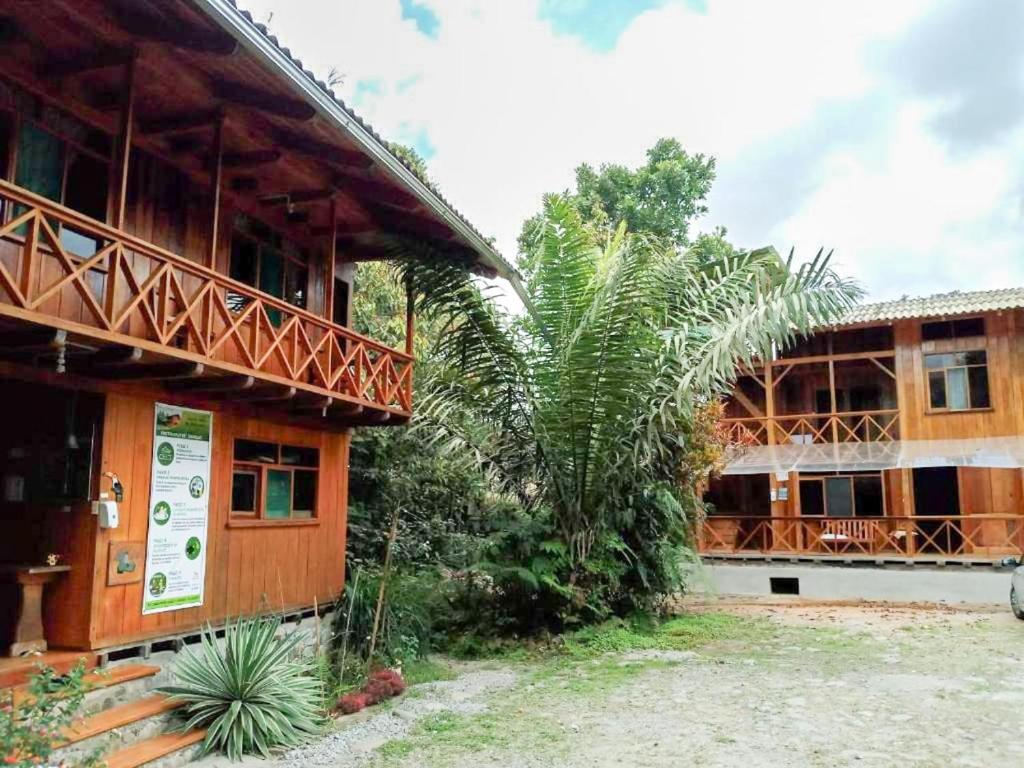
[
  {"xmin": 1, "ymin": 663, "xmax": 103, "ymax": 768},
  {"xmin": 160, "ymin": 616, "xmax": 323, "ymax": 760}
]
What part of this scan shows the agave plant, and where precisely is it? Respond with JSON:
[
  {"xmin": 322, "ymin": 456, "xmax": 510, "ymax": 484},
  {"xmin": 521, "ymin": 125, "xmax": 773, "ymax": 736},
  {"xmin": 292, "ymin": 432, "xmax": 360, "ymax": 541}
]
[{"xmin": 160, "ymin": 616, "xmax": 323, "ymax": 760}]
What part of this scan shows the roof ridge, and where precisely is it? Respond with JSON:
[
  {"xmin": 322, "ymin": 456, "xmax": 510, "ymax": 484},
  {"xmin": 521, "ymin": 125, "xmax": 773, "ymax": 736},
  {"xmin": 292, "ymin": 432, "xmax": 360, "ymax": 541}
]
[{"xmin": 216, "ymin": 0, "xmax": 508, "ymax": 274}]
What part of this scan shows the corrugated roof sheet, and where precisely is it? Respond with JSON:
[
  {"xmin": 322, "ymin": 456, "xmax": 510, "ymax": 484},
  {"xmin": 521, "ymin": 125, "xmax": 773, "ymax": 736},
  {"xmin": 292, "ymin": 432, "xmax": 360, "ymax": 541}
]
[
  {"xmin": 830, "ymin": 287, "xmax": 1024, "ymax": 328},
  {"xmin": 211, "ymin": 0, "xmax": 515, "ymax": 278}
]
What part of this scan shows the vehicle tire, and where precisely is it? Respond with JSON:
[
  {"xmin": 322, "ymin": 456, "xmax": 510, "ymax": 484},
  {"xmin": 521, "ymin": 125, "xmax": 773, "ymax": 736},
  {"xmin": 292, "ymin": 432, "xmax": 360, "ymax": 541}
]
[{"xmin": 1011, "ymin": 586, "xmax": 1024, "ymax": 620}]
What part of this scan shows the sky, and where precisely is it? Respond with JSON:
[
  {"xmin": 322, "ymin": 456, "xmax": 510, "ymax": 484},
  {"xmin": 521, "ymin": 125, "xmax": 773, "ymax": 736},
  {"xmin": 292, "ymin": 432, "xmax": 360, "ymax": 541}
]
[{"xmin": 239, "ymin": 0, "xmax": 1024, "ymax": 302}]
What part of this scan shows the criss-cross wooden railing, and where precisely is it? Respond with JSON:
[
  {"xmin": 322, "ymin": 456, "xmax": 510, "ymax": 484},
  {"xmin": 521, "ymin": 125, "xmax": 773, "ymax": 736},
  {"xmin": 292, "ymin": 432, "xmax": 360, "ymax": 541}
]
[
  {"xmin": 720, "ymin": 410, "xmax": 900, "ymax": 446},
  {"xmin": 699, "ymin": 515, "xmax": 1024, "ymax": 559},
  {"xmin": 0, "ymin": 180, "xmax": 412, "ymax": 413}
]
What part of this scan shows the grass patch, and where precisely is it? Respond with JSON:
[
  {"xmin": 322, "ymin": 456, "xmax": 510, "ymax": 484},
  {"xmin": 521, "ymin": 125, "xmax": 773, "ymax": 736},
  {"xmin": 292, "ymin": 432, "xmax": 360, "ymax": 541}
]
[
  {"xmin": 403, "ymin": 658, "xmax": 457, "ymax": 686},
  {"xmin": 561, "ymin": 612, "xmax": 759, "ymax": 658}
]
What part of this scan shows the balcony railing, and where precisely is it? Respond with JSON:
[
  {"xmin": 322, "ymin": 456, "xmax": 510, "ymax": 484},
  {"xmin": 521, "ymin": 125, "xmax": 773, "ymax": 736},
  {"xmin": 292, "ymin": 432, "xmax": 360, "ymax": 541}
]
[
  {"xmin": 699, "ymin": 515, "xmax": 1024, "ymax": 559},
  {"xmin": 0, "ymin": 180, "xmax": 411, "ymax": 414},
  {"xmin": 721, "ymin": 410, "xmax": 900, "ymax": 446}
]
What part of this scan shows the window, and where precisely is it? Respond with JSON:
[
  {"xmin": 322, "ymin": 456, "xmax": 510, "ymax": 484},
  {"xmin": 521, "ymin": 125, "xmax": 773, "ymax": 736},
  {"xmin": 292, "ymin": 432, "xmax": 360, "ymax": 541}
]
[
  {"xmin": 11, "ymin": 113, "xmax": 111, "ymax": 257},
  {"xmin": 228, "ymin": 216, "xmax": 309, "ymax": 323},
  {"xmin": 924, "ymin": 350, "xmax": 990, "ymax": 411},
  {"xmin": 230, "ymin": 439, "xmax": 319, "ymax": 521},
  {"xmin": 921, "ymin": 317, "xmax": 985, "ymax": 341},
  {"xmin": 332, "ymin": 277, "xmax": 350, "ymax": 327},
  {"xmin": 799, "ymin": 474, "xmax": 884, "ymax": 517}
]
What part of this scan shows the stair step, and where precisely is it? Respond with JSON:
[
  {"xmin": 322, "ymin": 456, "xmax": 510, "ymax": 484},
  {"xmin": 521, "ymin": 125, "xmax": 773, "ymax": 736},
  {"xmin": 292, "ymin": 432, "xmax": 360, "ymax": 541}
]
[
  {"xmin": 13, "ymin": 664, "xmax": 161, "ymax": 707},
  {"xmin": 60, "ymin": 695, "xmax": 184, "ymax": 746},
  {"xmin": 102, "ymin": 729, "xmax": 207, "ymax": 768},
  {"xmin": 0, "ymin": 651, "xmax": 97, "ymax": 689}
]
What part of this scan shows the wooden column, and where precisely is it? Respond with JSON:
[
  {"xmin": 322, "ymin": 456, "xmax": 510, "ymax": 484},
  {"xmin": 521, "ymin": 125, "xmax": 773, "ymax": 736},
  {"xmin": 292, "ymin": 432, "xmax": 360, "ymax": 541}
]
[
  {"xmin": 207, "ymin": 112, "xmax": 225, "ymax": 269},
  {"xmin": 404, "ymin": 276, "xmax": 416, "ymax": 357},
  {"xmin": 324, "ymin": 198, "xmax": 337, "ymax": 323},
  {"xmin": 110, "ymin": 51, "xmax": 137, "ymax": 230},
  {"xmin": 828, "ymin": 359, "xmax": 839, "ymax": 444}
]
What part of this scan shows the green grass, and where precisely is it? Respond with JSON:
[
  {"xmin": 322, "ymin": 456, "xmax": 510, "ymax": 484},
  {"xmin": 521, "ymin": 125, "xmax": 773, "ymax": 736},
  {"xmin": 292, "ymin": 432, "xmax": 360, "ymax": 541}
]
[
  {"xmin": 403, "ymin": 658, "xmax": 457, "ymax": 686},
  {"xmin": 561, "ymin": 611, "xmax": 763, "ymax": 658}
]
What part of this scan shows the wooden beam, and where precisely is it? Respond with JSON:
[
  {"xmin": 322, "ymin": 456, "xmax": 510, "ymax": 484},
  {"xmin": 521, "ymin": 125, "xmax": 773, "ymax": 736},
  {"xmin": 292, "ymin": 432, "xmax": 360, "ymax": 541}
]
[
  {"xmin": 0, "ymin": 328, "xmax": 67, "ymax": 352},
  {"xmin": 166, "ymin": 374, "xmax": 254, "ymax": 393},
  {"xmin": 222, "ymin": 384, "xmax": 297, "ymax": 402},
  {"xmin": 333, "ymin": 174, "xmax": 420, "ymax": 211},
  {"xmin": 167, "ymin": 135, "xmax": 205, "ymax": 155},
  {"xmin": 111, "ymin": 53, "xmax": 137, "ymax": 230},
  {"xmin": 731, "ymin": 388, "xmax": 764, "ymax": 418},
  {"xmin": 258, "ymin": 189, "xmax": 334, "ymax": 208},
  {"xmin": 42, "ymin": 47, "xmax": 132, "ymax": 79},
  {"xmin": 212, "ymin": 80, "xmax": 316, "ymax": 121},
  {"xmin": 868, "ymin": 356, "xmax": 897, "ymax": 380},
  {"xmin": 310, "ymin": 220, "xmax": 375, "ymax": 237},
  {"xmin": 324, "ymin": 199, "xmax": 337, "ymax": 324},
  {"xmin": 97, "ymin": 362, "xmax": 204, "ymax": 380},
  {"xmin": 140, "ymin": 110, "xmax": 220, "ymax": 137},
  {"xmin": 274, "ymin": 130, "xmax": 373, "ymax": 169},
  {"xmin": 84, "ymin": 346, "xmax": 143, "ymax": 368},
  {"xmin": 368, "ymin": 205, "xmax": 455, "ymax": 241},
  {"xmin": 220, "ymin": 150, "xmax": 281, "ymax": 169},
  {"xmin": 109, "ymin": 0, "xmax": 239, "ymax": 56},
  {"xmin": 207, "ymin": 113, "xmax": 225, "ymax": 269},
  {"xmin": 286, "ymin": 210, "xmax": 310, "ymax": 225}
]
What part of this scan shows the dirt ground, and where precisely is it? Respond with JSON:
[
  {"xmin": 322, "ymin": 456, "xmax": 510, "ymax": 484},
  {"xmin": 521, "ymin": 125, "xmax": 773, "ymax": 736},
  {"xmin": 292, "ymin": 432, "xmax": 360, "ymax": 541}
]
[{"xmin": 285, "ymin": 597, "xmax": 1024, "ymax": 768}]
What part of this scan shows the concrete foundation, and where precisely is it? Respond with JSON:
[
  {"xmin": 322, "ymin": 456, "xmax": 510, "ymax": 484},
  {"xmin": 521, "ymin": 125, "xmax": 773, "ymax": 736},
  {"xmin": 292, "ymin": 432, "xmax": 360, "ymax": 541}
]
[{"xmin": 696, "ymin": 561, "xmax": 1010, "ymax": 606}]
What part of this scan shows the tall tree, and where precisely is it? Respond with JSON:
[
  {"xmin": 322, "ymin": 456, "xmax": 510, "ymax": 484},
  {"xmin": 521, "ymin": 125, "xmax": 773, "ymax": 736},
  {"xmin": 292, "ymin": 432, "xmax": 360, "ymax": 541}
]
[
  {"xmin": 409, "ymin": 197, "xmax": 861, "ymax": 628},
  {"xmin": 518, "ymin": 138, "xmax": 716, "ymax": 275}
]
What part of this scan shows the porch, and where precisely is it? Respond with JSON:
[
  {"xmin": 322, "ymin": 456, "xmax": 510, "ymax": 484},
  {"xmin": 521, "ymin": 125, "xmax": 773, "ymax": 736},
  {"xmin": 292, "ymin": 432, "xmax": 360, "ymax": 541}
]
[
  {"xmin": 0, "ymin": 180, "xmax": 411, "ymax": 428},
  {"xmin": 699, "ymin": 513, "xmax": 1024, "ymax": 561}
]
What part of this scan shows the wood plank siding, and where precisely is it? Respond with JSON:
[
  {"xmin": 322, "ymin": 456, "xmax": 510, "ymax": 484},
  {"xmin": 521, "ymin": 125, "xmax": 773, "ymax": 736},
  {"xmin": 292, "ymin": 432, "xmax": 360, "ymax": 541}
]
[{"xmin": 705, "ymin": 311, "xmax": 1024, "ymax": 560}]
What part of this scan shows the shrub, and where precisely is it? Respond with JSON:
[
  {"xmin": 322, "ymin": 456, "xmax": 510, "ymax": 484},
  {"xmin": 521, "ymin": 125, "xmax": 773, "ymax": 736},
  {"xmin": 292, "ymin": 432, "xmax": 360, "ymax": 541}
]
[
  {"xmin": 337, "ymin": 693, "xmax": 370, "ymax": 714},
  {"xmin": 1, "ymin": 663, "xmax": 102, "ymax": 768},
  {"xmin": 160, "ymin": 616, "xmax": 323, "ymax": 760}
]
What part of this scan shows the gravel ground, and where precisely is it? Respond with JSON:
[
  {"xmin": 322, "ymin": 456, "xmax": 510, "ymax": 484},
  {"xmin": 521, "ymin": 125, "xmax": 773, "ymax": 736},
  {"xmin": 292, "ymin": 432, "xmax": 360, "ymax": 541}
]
[
  {"xmin": 274, "ymin": 668, "xmax": 518, "ymax": 767},
  {"xmin": 195, "ymin": 599, "xmax": 1024, "ymax": 768}
]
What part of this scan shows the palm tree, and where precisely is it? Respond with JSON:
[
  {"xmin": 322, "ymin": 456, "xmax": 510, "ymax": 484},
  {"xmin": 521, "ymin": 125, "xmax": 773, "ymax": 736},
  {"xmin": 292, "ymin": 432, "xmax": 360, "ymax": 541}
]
[{"xmin": 401, "ymin": 196, "xmax": 861, "ymax": 625}]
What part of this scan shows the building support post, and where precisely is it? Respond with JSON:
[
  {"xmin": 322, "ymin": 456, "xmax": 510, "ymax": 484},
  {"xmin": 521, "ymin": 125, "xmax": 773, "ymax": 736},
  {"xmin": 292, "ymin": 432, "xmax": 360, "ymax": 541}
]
[
  {"xmin": 111, "ymin": 50, "xmax": 137, "ymax": 230},
  {"xmin": 207, "ymin": 112, "xmax": 225, "ymax": 270},
  {"xmin": 404, "ymin": 275, "xmax": 416, "ymax": 357},
  {"xmin": 325, "ymin": 198, "xmax": 337, "ymax": 324}
]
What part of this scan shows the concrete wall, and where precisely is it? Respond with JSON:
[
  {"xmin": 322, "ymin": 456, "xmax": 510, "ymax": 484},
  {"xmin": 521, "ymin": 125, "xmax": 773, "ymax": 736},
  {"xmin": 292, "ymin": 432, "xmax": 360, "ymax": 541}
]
[{"xmin": 697, "ymin": 562, "xmax": 1010, "ymax": 606}]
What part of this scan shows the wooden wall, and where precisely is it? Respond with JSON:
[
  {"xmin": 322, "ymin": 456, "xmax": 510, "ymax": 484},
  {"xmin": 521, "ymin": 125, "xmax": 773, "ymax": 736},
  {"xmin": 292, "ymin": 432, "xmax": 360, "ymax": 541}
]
[{"xmin": 89, "ymin": 392, "xmax": 350, "ymax": 650}]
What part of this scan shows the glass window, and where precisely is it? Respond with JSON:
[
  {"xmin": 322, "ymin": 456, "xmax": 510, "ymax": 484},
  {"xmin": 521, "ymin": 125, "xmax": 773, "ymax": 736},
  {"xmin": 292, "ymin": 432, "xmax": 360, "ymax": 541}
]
[
  {"xmin": 16, "ymin": 122, "xmax": 64, "ymax": 203},
  {"xmin": 922, "ymin": 317, "xmax": 985, "ymax": 341},
  {"xmin": 825, "ymin": 477, "xmax": 853, "ymax": 517},
  {"xmin": 924, "ymin": 350, "xmax": 989, "ymax": 411},
  {"xmin": 231, "ymin": 438, "xmax": 319, "ymax": 521},
  {"xmin": 228, "ymin": 218, "xmax": 310, "ymax": 323},
  {"xmin": 231, "ymin": 470, "xmax": 258, "ymax": 514}
]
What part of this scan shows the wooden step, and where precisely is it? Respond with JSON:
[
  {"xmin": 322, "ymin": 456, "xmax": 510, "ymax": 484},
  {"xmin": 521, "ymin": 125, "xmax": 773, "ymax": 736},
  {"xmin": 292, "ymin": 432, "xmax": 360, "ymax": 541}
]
[
  {"xmin": 102, "ymin": 729, "xmax": 207, "ymax": 768},
  {"xmin": 0, "ymin": 650, "xmax": 97, "ymax": 688},
  {"xmin": 60, "ymin": 694, "xmax": 184, "ymax": 745},
  {"xmin": 13, "ymin": 664, "xmax": 161, "ymax": 707}
]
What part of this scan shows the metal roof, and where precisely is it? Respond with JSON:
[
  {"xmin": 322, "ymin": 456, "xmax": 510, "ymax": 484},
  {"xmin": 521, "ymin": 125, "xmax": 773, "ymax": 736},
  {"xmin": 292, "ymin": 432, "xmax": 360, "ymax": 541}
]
[
  {"xmin": 830, "ymin": 287, "xmax": 1024, "ymax": 328},
  {"xmin": 194, "ymin": 0, "xmax": 518, "ymax": 282}
]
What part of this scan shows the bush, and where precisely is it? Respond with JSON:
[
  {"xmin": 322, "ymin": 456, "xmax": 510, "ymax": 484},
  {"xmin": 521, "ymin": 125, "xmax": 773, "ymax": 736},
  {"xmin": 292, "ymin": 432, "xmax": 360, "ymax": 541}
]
[
  {"xmin": 1, "ymin": 663, "xmax": 102, "ymax": 768},
  {"xmin": 160, "ymin": 617, "xmax": 323, "ymax": 760}
]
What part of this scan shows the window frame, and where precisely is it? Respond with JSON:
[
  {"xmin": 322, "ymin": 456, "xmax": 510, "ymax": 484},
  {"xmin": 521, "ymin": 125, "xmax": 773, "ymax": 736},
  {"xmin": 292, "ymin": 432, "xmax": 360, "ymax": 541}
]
[
  {"xmin": 229, "ymin": 438, "xmax": 320, "ymax": 526},
  {"xmin": 228, "ymin": 218, "xmax": 311, "ymax": 318},
  {"xmin": 923, "ymin": 349, "xmax": 991, "ymax": 413},
  {"xmin": 797, "ymin": 472, "xmax": 886, "ymax": 518}
]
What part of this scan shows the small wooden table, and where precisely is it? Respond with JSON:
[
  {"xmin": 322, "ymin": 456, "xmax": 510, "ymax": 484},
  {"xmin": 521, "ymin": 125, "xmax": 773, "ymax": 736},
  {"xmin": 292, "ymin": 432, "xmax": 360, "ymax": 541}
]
[{"xmin": 0, "ymin": 565, "xmax": 71, "ymax": 656}]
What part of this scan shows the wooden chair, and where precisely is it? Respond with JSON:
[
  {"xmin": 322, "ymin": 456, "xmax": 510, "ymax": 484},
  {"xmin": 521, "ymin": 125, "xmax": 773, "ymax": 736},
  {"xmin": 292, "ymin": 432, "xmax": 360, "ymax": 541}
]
[{"xmin": 819, "ymin": 519, "xmax": 875, "ymax": 554}]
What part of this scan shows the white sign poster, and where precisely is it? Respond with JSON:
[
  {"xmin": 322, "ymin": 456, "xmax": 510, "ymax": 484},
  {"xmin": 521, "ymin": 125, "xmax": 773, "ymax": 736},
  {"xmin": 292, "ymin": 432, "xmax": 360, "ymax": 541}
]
[{"xmin": 142, "ymin": 403, "xmax": 213, "ymax": 615}]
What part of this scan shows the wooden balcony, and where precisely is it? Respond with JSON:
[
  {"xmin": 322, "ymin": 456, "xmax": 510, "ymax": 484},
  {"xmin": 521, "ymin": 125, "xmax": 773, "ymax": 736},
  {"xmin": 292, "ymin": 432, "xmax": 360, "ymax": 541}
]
[
  {"xmin": 699, "ymin": 514, "xmax": 1024, "ymax": 561},
  {"xmin": 721, "ymin": 409, "xmax": 900, "ymax": 447},
  {"xmin": 0, "ymin": 180, "xmax": 411, "ymax": 426}
]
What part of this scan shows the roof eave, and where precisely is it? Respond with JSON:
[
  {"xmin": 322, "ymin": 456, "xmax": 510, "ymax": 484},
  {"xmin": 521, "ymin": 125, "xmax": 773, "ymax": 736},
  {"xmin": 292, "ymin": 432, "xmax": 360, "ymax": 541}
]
[{"xmin": 193, "ymin": 0, "xmax": 516, "ymax": 281}]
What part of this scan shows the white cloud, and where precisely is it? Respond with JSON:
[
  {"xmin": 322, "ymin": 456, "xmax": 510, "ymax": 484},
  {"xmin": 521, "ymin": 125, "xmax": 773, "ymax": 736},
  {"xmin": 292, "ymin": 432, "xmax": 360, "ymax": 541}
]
[{"xmin": 239, "ymin": 0, "xmax": 1024, "ymax": 301}]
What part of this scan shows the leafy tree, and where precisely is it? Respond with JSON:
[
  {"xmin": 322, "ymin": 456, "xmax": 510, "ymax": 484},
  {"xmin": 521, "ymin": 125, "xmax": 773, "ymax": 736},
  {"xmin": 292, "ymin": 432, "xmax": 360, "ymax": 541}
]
[
  {"xmin": 518, "ymin": 138, "xmax": 716, "ymax": 275},
  {"xmin": 407, "ymin": 197, "xmax": 860, "ymax": 629}
]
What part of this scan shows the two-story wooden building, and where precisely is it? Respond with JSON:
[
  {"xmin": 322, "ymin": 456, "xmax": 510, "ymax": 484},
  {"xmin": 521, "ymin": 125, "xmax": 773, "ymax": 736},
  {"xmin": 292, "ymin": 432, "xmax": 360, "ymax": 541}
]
[
  {"xmin": 0, "ymin": 0, "xmax": 511, "ymax": 664},
  {"xmin": 703, "ymin": 287, "xmax": 1024, "ymax": 565}
]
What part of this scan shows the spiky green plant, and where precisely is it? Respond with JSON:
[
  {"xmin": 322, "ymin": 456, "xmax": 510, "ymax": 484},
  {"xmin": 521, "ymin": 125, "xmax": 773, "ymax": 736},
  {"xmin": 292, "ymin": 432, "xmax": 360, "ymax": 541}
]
[
  {"xmin": 160, "ymin": 617, "xmax": 323, "ymax": 760},
  {"xmin": 385, "ymin": 195, "xmax": 861, "ymax": 626}
]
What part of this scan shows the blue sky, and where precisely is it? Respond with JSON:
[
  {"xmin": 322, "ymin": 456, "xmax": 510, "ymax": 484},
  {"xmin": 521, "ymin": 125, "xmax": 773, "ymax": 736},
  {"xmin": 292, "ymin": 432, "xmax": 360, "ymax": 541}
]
[{"xmin": 238, "ymin": 0, "xmax": 1024, "ymax": 301}]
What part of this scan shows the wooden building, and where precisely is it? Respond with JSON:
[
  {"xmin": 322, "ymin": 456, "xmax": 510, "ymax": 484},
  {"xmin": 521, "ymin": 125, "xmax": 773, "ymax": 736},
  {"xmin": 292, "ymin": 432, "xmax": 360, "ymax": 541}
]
[
  {"xmin": 703, "ymin": 288, "xmax": 1024, "ymax": 563},
  {"xmin": 0, "ymin": 0, "xmax": 511, "ymax": 660}
]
